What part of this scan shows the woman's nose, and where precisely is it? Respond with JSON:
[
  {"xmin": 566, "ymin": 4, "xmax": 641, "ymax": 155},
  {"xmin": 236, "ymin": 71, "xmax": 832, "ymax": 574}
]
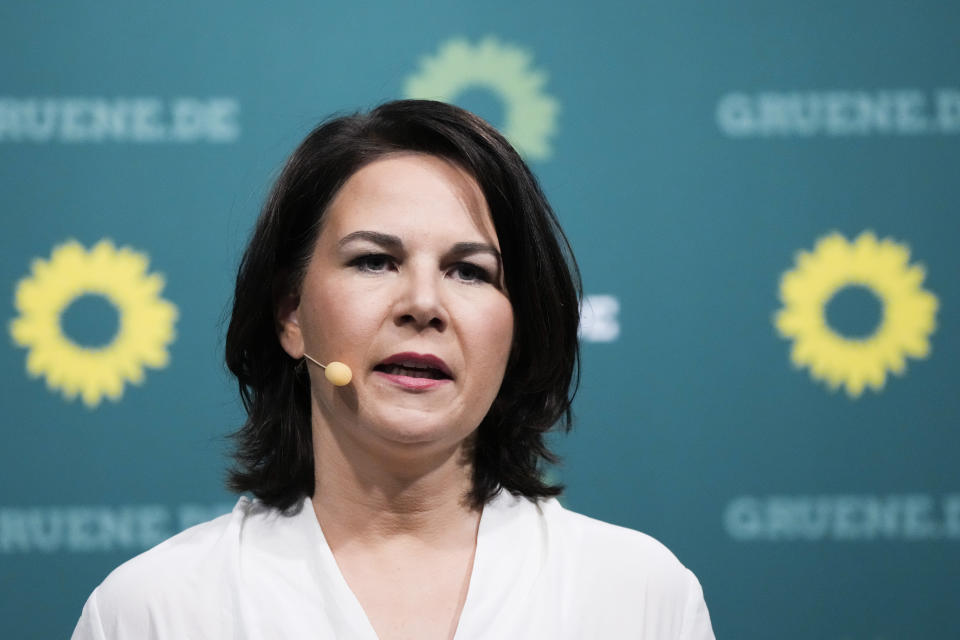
[{"xmin": 395, "ymin": 263, "xmax": 448, "ymax": 331}]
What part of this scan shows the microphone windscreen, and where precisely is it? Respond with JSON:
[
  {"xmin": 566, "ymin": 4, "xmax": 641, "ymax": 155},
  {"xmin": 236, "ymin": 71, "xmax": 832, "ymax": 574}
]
[{"xmin": 324, "ymin": 361, "xmax": 353, "ymax": 386}]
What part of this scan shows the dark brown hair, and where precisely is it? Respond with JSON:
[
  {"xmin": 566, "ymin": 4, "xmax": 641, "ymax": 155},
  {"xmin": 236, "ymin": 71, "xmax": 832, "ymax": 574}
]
[{"xmin": 225, "ymin": 100, "xmax": 580, "ymax": 510}]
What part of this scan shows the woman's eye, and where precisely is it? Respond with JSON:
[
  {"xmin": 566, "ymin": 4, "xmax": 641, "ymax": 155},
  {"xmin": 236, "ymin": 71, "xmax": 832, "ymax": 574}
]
[
  {"xmin": 451, "ymin": 262, "xmax": 492, "ymax": 284},
  {"xmin": 350, "ymin": 254, "xmax": 394, "ymax": 273}
]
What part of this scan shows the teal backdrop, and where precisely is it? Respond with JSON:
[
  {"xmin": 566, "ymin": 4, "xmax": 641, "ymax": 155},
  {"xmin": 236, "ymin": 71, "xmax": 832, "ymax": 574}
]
[{"xmin": 2, "ymin": 2, "xmax": 958, "ymax": 638}]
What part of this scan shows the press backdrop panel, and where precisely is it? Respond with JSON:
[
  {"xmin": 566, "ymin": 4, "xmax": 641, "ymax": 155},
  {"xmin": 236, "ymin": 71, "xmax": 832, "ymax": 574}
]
[{"xmin": 2, "ymin": 2, "xmax": 958, "ymax": 638}]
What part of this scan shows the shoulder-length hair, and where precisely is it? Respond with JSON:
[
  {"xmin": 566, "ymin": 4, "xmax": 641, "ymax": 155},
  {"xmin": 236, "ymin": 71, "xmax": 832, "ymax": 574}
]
[{"xmin": 225, "ymin": 99, "xmax": 580, "ymax": 510}]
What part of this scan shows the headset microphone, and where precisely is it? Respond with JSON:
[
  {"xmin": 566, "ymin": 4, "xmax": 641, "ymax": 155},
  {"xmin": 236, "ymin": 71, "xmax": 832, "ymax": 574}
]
[{"xmin": 302, "ymin": 354, "xmax": 353, "ymax": 386}]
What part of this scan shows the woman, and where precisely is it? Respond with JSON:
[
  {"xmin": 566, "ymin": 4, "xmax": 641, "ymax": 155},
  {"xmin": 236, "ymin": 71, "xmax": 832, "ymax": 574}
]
[{"xmin": 73, "ymin": 100, "xmax": 714, "ymax": 639}]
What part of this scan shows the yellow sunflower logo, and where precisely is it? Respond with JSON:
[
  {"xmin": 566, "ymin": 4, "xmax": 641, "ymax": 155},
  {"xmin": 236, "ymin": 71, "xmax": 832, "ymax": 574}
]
[
  {"xmin": 403, "ymin": 36, "xmax": 559, "ymax": 160},
  {"xmin": 774, "ymin": 231, "xmax": 938, "ymax": 397},
  {"xmin": 10, "ymin": 239, "xmax": 178, "ymax": 408}
]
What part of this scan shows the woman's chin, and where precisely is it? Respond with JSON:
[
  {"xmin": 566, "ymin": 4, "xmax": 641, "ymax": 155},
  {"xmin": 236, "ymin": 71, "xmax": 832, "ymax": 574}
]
[
  {"xmin": 373, "ymin": 423, "xmax": 463, "ymax": 448},
  {"xmin": 357, "ymin": 413, "xmax": 475, "ymax": 453}
]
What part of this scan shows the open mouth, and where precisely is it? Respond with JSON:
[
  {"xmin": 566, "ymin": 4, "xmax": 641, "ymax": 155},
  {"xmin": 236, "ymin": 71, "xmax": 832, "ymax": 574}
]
[
  {"xmin": 374, "ymin": 353, "xmax": 453, "ymax": 381},
  {"xmin": 374, "ymin": 363, "xmax": 449, "ymax": 380}
]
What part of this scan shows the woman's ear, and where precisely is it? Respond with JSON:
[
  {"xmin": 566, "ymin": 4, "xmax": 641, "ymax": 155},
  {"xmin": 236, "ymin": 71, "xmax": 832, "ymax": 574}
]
[{"xmin": 276, "ymin": 295, "xmax": 305, "ymax": 359}]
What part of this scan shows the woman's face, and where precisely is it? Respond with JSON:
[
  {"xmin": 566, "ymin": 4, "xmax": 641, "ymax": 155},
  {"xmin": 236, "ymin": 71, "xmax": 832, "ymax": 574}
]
[{"xmin": 279, "ymin": 153, "xmax": 514, "ymax": 456}]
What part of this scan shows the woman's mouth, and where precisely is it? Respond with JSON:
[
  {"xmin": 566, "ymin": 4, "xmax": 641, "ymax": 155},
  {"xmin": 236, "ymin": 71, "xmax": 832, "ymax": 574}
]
[
  {"xmin": 375, "ymin": 363, "xmax": 448, "ymax": 379},
  {"xmin": 373, "ymin": 353, "xmax": 453, "ymax": 389}
]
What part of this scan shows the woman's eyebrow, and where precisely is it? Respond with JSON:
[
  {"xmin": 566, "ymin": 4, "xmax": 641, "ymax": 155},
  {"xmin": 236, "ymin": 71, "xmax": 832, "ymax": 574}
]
[
  {"xmin": 337, "ymin": 230, "xmax": 403, "ymax": 251},
  {"xmin": 448, "ymin": 242, "xmax": 502, "ymax": 263},
  {"xmin": 339, "ymin": 233, "xmax": 500, "ymax": 263}
]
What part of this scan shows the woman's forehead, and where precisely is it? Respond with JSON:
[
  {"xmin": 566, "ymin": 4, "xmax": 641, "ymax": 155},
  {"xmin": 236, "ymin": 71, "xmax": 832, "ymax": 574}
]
[{"xmin": 322, "ymin": 153, "xmax": 497, "ymax": 246}]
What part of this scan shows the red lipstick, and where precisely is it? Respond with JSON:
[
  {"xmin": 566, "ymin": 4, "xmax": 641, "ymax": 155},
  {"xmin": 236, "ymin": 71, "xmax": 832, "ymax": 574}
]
[{"xmin": 374, "ymin": 352, "xmax": 453, "ymax": 390}]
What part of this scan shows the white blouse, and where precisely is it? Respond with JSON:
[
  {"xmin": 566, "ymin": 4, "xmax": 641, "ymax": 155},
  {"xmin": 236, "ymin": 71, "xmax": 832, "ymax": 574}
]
[{"xmin": 73, "ymin": 491, "xmax": 714, "ymax": 639}]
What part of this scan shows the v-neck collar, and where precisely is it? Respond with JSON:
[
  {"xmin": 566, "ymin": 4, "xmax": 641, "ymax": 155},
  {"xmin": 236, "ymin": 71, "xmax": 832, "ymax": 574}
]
[{"xmin": 293, "ymin": 490, "xmax": 549, "ymax": 640}]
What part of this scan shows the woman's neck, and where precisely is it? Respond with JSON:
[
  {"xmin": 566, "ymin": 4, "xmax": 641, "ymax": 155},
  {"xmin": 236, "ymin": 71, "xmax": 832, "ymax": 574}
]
[
  {"xmin": 309, "ymin": 416, "xmax": 482, "ymax": 640},
  {"xmin": 309, "ymin": 416, "xmax": 480, "ymax": 548}
]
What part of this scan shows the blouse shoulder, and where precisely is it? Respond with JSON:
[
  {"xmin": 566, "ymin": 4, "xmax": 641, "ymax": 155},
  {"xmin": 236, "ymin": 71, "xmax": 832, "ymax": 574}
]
[
  {"xmin": 538, "ymin": 499, "xmax": 715, "ymax": 640},
  {"xmin": 71, "ymin": 496, "xmax": 277, "ymax": 640},
  {"xmin": 543, "ymin": 499, "xmax": 685, "ymax": 570}
]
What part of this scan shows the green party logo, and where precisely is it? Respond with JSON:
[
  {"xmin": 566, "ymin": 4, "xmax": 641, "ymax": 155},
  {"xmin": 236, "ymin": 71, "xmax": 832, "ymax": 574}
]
[
  {"xmin": 10, "ymin": 239, "xmax": 178, "ymax": 408},
  {"xmin": 403, "ymin": 36, "xmax": 559, "ymax": 161},
  {"xmin": 774, "ymin": 231, "xmax": 938, "ymax": 397}
]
